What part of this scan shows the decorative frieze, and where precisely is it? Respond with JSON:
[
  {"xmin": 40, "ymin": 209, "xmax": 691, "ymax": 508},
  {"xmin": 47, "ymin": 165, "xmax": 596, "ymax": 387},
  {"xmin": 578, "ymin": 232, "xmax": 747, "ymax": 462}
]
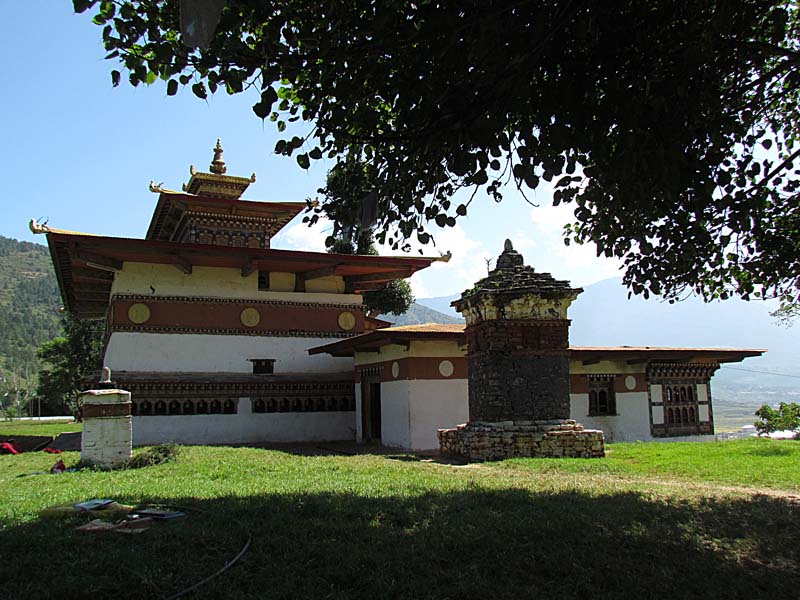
[
  {"xmin": 648, "ymin": 362, "xmax": 719, "ymax": 381},
  {"xmin": 122, "ymin": 378, "xmax": 355, "ymax": 417},
  {"xmin": 109, "ymin": 294, "xmax": 365, "ymax": 338},
  {"xmin": 121, "ymin": 378, "xmax": 353, "ymax": 398},
  {"xmin": 112, "ymin": 294, "xmax": 365, "ymax": 311},
  {"xmin": 356, "ymin": 357, "xmax": 468, "ymax": 382}
]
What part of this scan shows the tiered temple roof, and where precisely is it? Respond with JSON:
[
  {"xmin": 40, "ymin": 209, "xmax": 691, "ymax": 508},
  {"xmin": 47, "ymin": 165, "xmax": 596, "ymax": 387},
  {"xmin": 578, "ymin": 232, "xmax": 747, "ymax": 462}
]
[
  {"xmin": 31, "ymin": 141, "xmax": 448, "ymax": 318},
  {"xmin": 146, "ymin": 140, "xmax": 305, "ymax": 247}
]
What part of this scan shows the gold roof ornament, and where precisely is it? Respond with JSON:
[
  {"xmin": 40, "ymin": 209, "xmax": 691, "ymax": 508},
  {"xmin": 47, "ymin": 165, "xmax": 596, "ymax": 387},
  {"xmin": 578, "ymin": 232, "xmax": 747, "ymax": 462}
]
[
  {"xmin": 209, "ymin": 138, "xmax": 227, "ymax": 174},
  {"xmin": 182, "ymin": 139, "xmax": 257, "ymax": 199}
]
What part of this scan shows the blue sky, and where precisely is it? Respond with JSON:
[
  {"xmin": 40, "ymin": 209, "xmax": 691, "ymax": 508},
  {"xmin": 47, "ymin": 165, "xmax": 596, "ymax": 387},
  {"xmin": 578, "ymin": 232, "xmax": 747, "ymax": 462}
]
[{"xmin": 2, "ymin": 2, "xmax": 621, "ymax": 299}]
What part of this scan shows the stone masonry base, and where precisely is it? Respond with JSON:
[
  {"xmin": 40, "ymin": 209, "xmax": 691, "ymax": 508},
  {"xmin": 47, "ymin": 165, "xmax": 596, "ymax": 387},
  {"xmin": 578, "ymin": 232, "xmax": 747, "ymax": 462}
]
[{"xmin": 438, "ymin": 420, "xmax": 605, "ymax": 461}]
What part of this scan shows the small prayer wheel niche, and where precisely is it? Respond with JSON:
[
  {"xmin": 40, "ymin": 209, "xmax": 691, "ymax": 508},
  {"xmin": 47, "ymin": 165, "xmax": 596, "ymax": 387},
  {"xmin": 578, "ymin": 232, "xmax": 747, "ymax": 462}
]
[{"xmin": 79, "ymin": 368, "xmax": 132, "ymax": 468}]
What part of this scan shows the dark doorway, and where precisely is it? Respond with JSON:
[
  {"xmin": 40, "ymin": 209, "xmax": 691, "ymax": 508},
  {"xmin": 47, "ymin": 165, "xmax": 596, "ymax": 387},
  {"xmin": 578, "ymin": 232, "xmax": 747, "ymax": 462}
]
[{"xmin": 361, "ymin": 380, "xmax": 382, "ymax": 442}]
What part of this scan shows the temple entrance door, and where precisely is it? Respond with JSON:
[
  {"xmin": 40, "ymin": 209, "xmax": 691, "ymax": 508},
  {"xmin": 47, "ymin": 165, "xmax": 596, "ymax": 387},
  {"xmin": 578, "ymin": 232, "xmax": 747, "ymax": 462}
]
[{"xmin": 361, "ymin": 380, "xmax": 382, "ymax": 443}]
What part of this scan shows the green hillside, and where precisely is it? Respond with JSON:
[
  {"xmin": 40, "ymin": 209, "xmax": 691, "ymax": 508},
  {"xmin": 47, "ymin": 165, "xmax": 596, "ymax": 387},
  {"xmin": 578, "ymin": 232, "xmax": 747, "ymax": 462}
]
[
  {"xmin": 0, "ymin": 236, "xmax": 62, "ymax": 379},
  {"xmin": 382, "ymin": 301, "xmax": 464, "ymax": 326}
]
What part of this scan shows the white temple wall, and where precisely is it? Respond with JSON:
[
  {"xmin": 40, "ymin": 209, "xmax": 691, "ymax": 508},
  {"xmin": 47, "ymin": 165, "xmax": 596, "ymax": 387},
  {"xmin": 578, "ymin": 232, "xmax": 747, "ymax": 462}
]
[
  {"xmin": 133, "ymin": 402, "xmax": 354, "ymax": 445},
  {"xmin": 112, "ymin": 263, "xmax": 358, "ymax": 304},
  {"xmin": 380, "ymin": 381, "xmax": 411, "ymax": 449},
  {"xmin": 104, "ymin": 332, "xmax": 353, "ymax": 373},
  {"xmin": 407, "ymin": 379, "xmax": 469, "ymax": 450},
  {"xmin": 570, "ymin": 391, "xmax": 652, "ymax": 442}
]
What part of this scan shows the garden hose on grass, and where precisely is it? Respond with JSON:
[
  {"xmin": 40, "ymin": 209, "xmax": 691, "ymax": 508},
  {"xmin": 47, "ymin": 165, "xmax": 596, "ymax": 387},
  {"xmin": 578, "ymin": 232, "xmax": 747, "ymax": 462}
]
[{"xmin": 134, "ymin": 503, "xmax": 252, "ymax": 600}]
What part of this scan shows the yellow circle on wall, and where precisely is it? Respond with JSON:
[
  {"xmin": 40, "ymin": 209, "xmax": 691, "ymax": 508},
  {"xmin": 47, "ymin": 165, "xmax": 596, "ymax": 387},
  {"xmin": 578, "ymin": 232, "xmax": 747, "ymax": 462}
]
[
  {"xmin": 338, "ymin": 311, "xmax": 356, "ymax": 331},
  {"xmin": 127, "ymin": 303, "xmax": 151, "ymax": 324},
  {"xmin": 240, "ymin": 307, "xmax": 261, "ymax": 327}
]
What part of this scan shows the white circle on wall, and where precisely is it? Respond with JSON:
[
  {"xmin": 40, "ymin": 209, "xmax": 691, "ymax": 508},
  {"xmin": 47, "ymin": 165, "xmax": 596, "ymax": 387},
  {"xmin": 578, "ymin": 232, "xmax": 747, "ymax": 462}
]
[
  {"xmin": 625, "ymin": 375, "xmax": 637, "ymax": 391},
  {"xmin": 391, "ymin": 362, "xmax": 399, "ymax": 378},
  {"xmin": 439, "ymin": 360, "xmax": 455, "ymax": 377}
]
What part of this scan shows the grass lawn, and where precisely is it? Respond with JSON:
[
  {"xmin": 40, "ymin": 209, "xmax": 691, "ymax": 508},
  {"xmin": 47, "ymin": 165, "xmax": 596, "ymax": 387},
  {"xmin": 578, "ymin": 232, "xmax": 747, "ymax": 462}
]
[
  {"xmin": 1, "ymin": 439, "xmax": 798, "ymax": 600},
  {"xmin": 0, "ymin": 419, "xmax": 81, "ymax": 438},
  {"xmin": 505, "ymin": 437, "xmax": 800, "ymax": 492}
]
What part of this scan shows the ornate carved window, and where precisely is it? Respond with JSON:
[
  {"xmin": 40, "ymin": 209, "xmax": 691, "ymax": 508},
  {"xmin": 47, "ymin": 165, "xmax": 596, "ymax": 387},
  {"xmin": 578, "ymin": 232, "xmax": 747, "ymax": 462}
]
[
  {"xmin": 649, "ymin": 362, "xmax": 717, "ymax": 437},
  {"xmin": 588, "ymin": 375, "xmax": 616, "ymax": 416}
]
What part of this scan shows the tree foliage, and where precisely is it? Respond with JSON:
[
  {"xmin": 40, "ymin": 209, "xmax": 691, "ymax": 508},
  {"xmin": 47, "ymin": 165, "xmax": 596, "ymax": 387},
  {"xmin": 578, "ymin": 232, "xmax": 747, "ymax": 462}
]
[
  {"xmin": 311, "ymin": 156, "xmax": 381, "ymax": 254},
  {"xmin": 754, "ymin": 402, "xmax": 800, "ymax": 436},
  {"xmin": 75, "ymin": 0, "xmax": 800, "ymax": 304},
  {"xmin": 318, "ymin": 158, "xmax": 414, "ymax": 316},
  {"xmin": 36, "ymin": 316, "xmax": 105, "ymax": 415}
]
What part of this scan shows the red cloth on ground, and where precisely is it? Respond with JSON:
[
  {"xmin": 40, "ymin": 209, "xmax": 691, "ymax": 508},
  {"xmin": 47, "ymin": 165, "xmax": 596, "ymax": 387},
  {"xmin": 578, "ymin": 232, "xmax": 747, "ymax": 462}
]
[
  {"xmin": 0, "ymin": 442, "xmax": 21, "ymax": 455},
  {"xmin": 43, "ymin": 447, "xmax": 62, "ymax": 454}
]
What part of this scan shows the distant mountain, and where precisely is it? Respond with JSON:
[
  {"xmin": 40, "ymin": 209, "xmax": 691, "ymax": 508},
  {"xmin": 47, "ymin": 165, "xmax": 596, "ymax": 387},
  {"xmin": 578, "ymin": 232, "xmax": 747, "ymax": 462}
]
[
  {"xmin": 414, "ymin": 294, "xmax": 462, "ymax": 320},
  {"xmin": 381, "ymin": 302, "xmax": 463, "ymax": 326},
  {"xmin": 0, "ymin": 236, "xmax": 63, "ymax": 378}
]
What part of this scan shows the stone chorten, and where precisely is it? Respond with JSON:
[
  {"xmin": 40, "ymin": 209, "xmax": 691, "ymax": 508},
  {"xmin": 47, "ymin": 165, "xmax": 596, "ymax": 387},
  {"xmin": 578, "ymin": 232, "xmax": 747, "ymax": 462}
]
[{"xmin": 437, "ymin": 240, "xmax": 604, "ymax": 460}]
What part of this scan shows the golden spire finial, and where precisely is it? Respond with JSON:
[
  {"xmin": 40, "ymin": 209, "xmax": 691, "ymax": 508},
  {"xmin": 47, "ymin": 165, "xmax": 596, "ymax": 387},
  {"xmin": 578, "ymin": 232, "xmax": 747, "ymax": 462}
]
[{"xmin": 210, "ymin": 138, "xmax": 227, "ymax": 175}]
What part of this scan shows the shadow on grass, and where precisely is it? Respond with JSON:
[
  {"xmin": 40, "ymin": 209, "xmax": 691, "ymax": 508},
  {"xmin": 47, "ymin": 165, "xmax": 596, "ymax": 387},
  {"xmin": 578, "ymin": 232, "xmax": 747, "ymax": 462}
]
[{"xmin": 1, "ymin": 489, "xmax": 797, "ymax": 600}]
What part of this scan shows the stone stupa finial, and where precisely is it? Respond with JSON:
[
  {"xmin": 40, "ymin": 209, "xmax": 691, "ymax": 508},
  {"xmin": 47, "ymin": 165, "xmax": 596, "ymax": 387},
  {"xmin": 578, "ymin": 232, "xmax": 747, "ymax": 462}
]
[
  {"xmin": 504, "ymin": 238, "xmax": 513, "ymax": 252},
  {"xmin": 209, "ymin": 138, "xmax": 227, "ymax": 175}
]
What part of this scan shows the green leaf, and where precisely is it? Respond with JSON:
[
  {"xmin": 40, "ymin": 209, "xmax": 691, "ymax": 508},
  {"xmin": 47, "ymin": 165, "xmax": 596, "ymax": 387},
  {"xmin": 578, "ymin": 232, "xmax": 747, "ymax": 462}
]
[
  {"xmin": 192, "ymin": 82, "xmax": 207, "ymax": 99},
  {"xmin": 110, "ymin": 70, "xmax": 120, "ymax": 87},
  {"xmin": 297, "ymin": 153, "xmax": 310, "ymax": 169},
  {"xmin": 145, "ymin": 71, "xmax": 158, "ymax": 86},
  {"xmin": 167, "ymin": 79, "xmax": 178, "ymax": 96},
  {"xmin": 72, "ymin": 0, "xmax": 95, "ymax": 13}
]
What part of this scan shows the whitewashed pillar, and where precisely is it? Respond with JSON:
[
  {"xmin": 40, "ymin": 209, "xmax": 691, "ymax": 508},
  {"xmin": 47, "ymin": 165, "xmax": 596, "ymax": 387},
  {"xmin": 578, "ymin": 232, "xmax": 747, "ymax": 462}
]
[{"xmin": 80, "ymin": 368, "xmax": 132, "ymax": 468}]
